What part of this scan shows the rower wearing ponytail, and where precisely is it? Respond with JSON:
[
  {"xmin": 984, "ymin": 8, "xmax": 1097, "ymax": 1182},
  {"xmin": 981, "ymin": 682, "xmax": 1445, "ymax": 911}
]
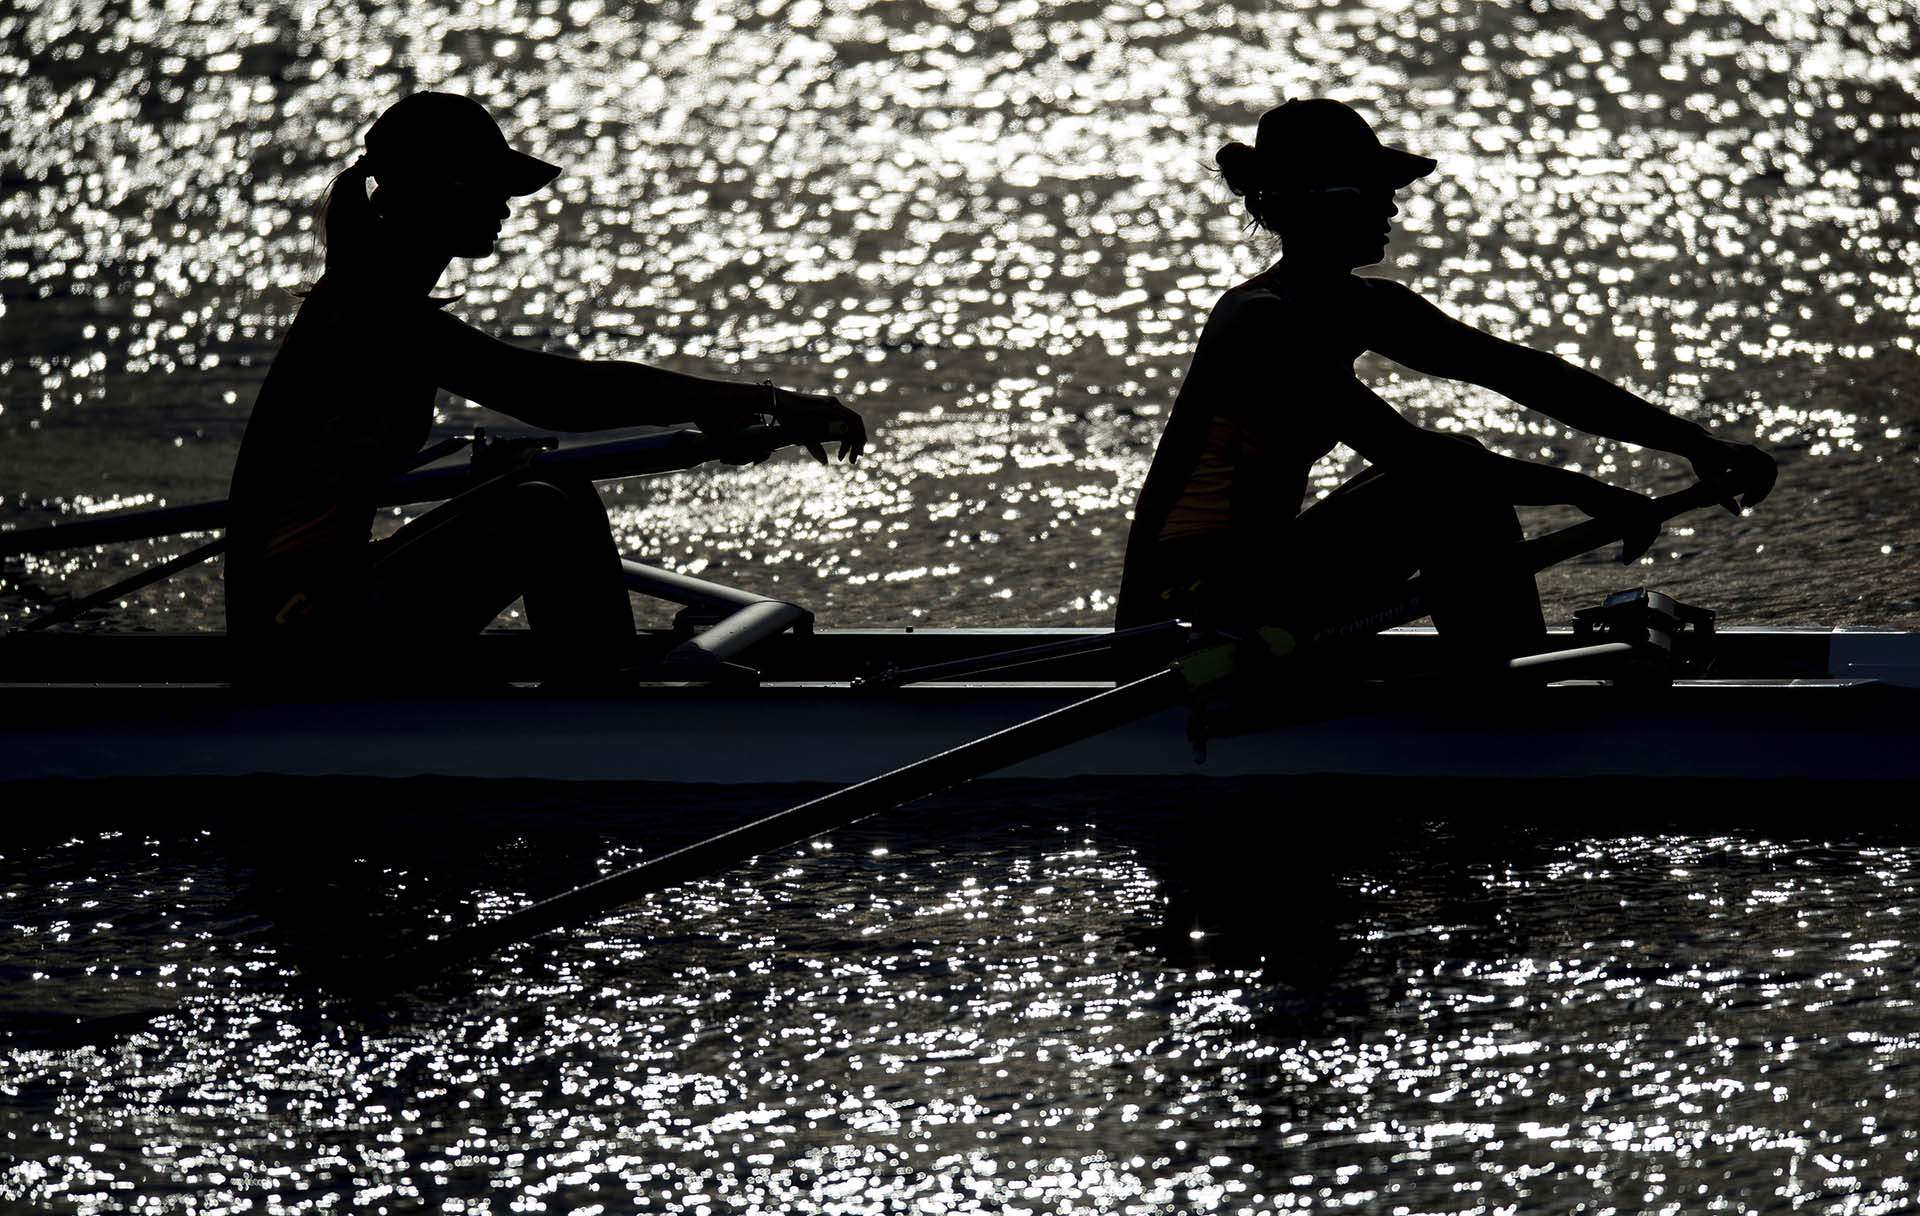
[
  {"xmin": 228, "ymin": 92, "xmax": 867, "ymax": 682},
  {"xmin": 316, "ymin": 156, "xmax": 378, "ymax": 275}
]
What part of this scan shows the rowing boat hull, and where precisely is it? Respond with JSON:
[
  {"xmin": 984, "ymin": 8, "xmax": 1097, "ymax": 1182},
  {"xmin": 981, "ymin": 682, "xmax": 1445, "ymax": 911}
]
[
  {"xmin": 3, "ymin": 628, "xmax": 1915, "ymax": 783},
  {"xmin": 4, "ymin": 681, "xmax": 1917, "ymax": 783}
]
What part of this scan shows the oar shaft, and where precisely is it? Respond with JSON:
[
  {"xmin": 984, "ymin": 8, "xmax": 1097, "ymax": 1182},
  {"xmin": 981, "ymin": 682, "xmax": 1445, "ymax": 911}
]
[
  {"xmin": 0, "ymin": 499, "xmax": 230, "ymax": 557},
  {"xmin": 1513, "ymin": 479, "xmax": 1728, "ymax": 572},
  {"xmin": 0, "ymin": 428, "xmax": 781, "ymax": 558},
  {"xmin": 385, "ymin": 668, "xmax": 1185, "ymax": 979},
  {"xmin": 20, "ymin": 537, "xmax": 227, "ymax": 633}
]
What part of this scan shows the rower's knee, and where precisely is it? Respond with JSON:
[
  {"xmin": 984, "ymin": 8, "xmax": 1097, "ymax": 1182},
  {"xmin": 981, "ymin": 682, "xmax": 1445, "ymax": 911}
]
[
  {"xmin": 508, "ymin": 478, "xmax": 569, "ymax": 506},
  {"xmin": 1420, "ymin": 483, "xmax": 1523, "ymax": 543},
  {"xmin": 504, "ymin": 479, "xmax": 592, "ymax": 530}
]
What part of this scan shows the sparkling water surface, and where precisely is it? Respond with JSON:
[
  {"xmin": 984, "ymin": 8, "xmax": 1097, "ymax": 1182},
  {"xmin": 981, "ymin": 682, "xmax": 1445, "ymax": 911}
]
[
  {"xmin": 2, "ymin": 0, "xmax": 1917, "ymax": 628},
  {"xmin": 4, "ymin": 1, "xmax": 1919, "ymax": 1211},
  {"xmin": 3, "ymin": 782, "xmax": 1918, "ymax": 1214}
]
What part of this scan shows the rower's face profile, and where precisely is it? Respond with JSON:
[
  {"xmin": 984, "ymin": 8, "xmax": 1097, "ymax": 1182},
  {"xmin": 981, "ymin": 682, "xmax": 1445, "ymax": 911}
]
[
  {"xmin": 1291, "ymin": 182, "xmax": 1400, "ymax": 269},
  {"xmin": 451, "ymin": 182, "xmax": 514, "ymax": 258},
  {"xmin": 378, "ymin": 179, "xmax": 514, "ymax": 260}
]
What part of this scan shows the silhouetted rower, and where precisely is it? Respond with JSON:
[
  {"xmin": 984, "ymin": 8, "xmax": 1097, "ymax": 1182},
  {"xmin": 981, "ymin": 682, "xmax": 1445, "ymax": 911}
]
[
  {"xmin": 227, "ymin": 92, "xmax": 865, "ymax": 679},
  {"xmin": 1117, "ymin": 99, "xmax": 1773, "ymax": 656}
]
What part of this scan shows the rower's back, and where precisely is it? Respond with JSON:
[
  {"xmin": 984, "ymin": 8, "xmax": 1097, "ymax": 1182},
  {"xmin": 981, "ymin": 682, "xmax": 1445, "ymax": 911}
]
[
  {"xmin": 225, "ymin": 278, "xmax": 445, "ymax": 640},
  {"xmin": 1115, "ymin": 272, "xmax": 1366, "ymax": 628}
]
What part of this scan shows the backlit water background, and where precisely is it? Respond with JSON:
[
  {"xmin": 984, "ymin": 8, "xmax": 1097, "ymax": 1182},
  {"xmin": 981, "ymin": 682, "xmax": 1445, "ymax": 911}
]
[{"xmin": 4, "ymin": 0, "xmax": 1920, "ymax": 1211}]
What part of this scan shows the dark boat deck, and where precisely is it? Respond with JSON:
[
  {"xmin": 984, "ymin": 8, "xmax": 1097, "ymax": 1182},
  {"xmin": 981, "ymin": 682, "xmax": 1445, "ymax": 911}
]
[
  {"xmin": 0, "ymin": 625, "xmax": 1892, "ymax": 684},
  {"xmin": 2, "ymin": 628, "xmax": 1915, "ymax": 784}
]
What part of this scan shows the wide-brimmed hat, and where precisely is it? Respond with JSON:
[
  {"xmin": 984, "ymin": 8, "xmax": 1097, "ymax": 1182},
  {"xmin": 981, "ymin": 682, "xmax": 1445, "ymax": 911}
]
[
  {"xmin": 1255, "ymin": 99, "xmax": 1435, "ymax": 190},
  {"xmin": 364, "ymin": 92, "xmax": 560, "ymax": 196}
]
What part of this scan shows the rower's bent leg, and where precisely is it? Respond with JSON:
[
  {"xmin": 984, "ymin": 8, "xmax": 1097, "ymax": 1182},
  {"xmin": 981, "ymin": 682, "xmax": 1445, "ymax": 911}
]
[
  {"xmin": 1418, "ymin": 492, "xmax": 1547, "ymax": 662},
  {"xmin": 372, "ymin": 477, "xmax": 634, "ymax": 666},
  {"xmin": 1296, "ymin": 455, "xmax": 1545, "ymax": 660},
  {"xmin": 511, "ymin": 479, "xmax": 635, "ymax": 651}
]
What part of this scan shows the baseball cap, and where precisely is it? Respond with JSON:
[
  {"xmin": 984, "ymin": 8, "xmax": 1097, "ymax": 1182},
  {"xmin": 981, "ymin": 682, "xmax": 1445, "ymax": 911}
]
[
  {"xmin": 364, "ymin": 92, "xmax": 561, "ymax": 196},
  {"xmin": 1255, "ymin": 99, "xmax": 1436, "ymax": 190}
]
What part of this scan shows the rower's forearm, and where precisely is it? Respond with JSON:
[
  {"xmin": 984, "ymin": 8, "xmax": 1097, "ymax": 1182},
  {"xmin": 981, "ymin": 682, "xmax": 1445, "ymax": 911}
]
[
  {"xmin": 514, "ymin": 359, "xmax": 771, "ymax": 431},
  {"xmin": 1488, "ymin": 451, "xmax": 1608, "ymax": 506},
  {"xmin": 614, "ymin": 361, "xmax": 772, "ymax": 427},
  {"xmin": 1517, "ymin": 355, "xmax": 1713, "ymax": 458}
]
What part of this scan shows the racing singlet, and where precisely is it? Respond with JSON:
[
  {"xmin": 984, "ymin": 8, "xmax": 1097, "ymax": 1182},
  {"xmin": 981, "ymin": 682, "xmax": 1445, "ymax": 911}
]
[
  {"xmin": 224, "ymin": 277, "xmax": 451, "ymax": 636},
  {"xmin": 1114, "ymin": 274, "xmax": 1369, "ymax": 627}
]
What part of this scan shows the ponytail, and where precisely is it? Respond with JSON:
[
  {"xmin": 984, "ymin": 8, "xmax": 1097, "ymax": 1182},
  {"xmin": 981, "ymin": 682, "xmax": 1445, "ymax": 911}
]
[{"xmin": 315, "ymin": 157, "xmax": 377, "ymax": 276}]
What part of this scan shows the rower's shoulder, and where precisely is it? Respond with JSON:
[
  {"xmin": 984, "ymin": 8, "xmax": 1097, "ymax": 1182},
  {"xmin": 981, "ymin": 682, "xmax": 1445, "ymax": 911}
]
[
  {"xmin": 298, "ymin": 276, "xmax": 468, "ymax": 324},
  {"xmin": 1353, "ymin": 276, "xmax": 1460, "ymax": 329},
  {"xmin": 1206, "ymin": 277, "xmax": 1305, "ymax": 327},
  {"xmin": 1352, "ymin": 274, "xmax": 1431, "ymax": 309},
  {"xmin": 1353, "ymin": 273, "xmax": 1415, "ymax": 298},
  {"xmin": 1207, "ymin": 273, "xmax": 1391, "ymax": 335}
]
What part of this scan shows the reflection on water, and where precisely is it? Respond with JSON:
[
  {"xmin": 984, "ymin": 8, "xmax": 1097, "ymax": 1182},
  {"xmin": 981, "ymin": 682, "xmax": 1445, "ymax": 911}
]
[
  {"xmin": 2, "ymin": 781, "xmax": 1917, "ymax": 1212},
  {"xmin": 1, "ymin": 0, "xmax": 1916, "ymax": 628}
]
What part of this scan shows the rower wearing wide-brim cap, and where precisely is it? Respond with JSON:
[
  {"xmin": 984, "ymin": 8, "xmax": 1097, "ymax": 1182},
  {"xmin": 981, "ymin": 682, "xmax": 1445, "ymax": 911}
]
[
  {"xmin": 363, "ymin": 91, "xmax": 562, "ymax": 196},
  {"xmin": 1245, "ymin": 98, "xmax": 1437, "ymax": 191},
  {"xmin": 1118, "ymin": 91, "xmax": 1777, "ymax": 673}
]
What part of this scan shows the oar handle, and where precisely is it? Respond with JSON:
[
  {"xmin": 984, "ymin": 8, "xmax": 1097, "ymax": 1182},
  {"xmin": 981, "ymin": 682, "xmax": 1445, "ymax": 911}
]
[
  {"xmin": 1512, "ymin": 477, "xmax": 1738, "ymax": 574},
  {"xmin": 518, "ymin": 424, "xmax": 796, "ymax": 480}
]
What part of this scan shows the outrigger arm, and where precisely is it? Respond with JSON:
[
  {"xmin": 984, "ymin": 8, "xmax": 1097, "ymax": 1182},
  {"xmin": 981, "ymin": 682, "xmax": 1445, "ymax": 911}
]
[{"xmin": 620, "ymin": 559, "xmax": 811, "ymax": 676}]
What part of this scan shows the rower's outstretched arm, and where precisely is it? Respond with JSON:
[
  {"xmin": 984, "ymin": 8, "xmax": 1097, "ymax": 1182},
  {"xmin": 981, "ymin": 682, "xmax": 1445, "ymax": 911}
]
[
  {"xmin": 1364, "ymin": 279, "xmax": 1773, "ymax": 506},
  {"xmin": 1223, "ymin": 292, "xmax": 1642, "ymax": 515},
  {"xmin": 427, "ymin": 313, "xmax": 865, "ymax": 462},
  {"xmin": 1322, "ymin": 371, "xmax": 1643, "ymax": 511},
  {"xmin": 1318, "ymin": 372, "xmax": 1665, "ymax": 562}
]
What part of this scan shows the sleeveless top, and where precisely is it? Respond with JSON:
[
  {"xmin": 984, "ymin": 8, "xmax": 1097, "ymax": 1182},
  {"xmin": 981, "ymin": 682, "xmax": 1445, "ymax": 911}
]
[
  {"xmin": 225, "ymin": 277, "xmax": 457, "ymax": 635},
  {"xmin": 1115, "ymin": 273, "xmax": 1372, "ymax": 626}
]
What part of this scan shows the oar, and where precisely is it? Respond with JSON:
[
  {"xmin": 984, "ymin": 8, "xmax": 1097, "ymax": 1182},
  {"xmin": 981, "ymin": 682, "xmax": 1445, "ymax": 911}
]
[
  {"xmin": 19, "ymin": 537, "xmax": 228, "ymax": 633},
  {"xmin": 0, "ymin": 426, "xmax": 795, "ymax": 558},
  {"xmin": 343, "ymin": 476, "xmax": 1743, "ymax": 993},
  {"xmin": 347, "ymin": 626, "xmax": 1291, "ymax": 992},
  {"xmin": 5, "ymin": 426, "xmax": 803, "ymax": 630},
  {"xmin": 0, "ymin": 435, "xmax": 475, "ymax": 559}
]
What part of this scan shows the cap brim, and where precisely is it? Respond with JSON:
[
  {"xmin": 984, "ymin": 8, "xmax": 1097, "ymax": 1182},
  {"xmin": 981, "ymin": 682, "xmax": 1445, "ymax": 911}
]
[
  {"xmin": 1376, "ymin": 146, "xmax": 1437, "ymax": 189},
  {"xmin": 498, "ymin": 148, "xmax": 562, "ymax": 196}
]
